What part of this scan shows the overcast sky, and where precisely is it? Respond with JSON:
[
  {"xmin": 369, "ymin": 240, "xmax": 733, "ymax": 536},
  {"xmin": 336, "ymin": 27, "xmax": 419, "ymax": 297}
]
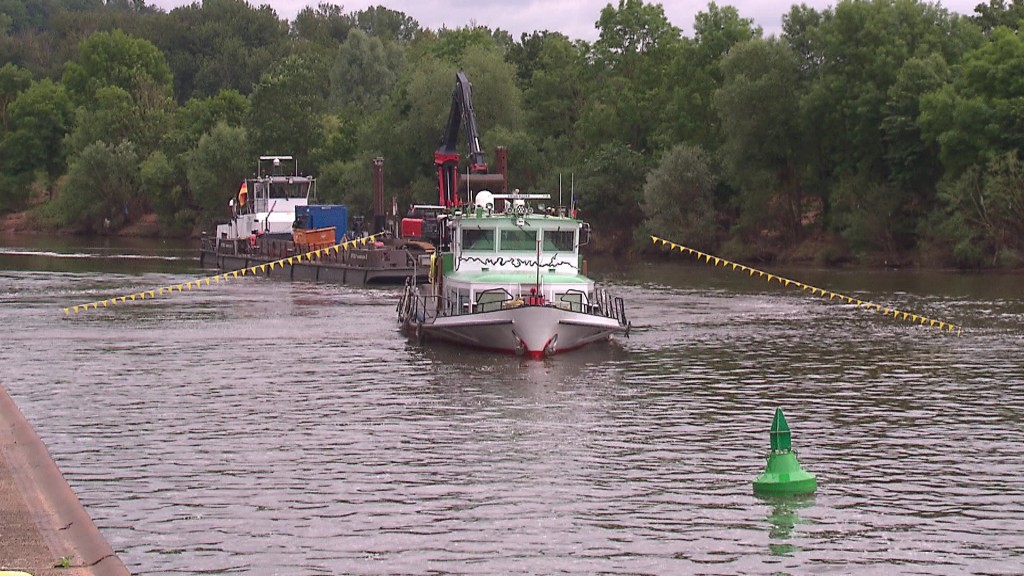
[{"xmin": 149, "ymin": 0, "xmax": 984, "ymax": 40}]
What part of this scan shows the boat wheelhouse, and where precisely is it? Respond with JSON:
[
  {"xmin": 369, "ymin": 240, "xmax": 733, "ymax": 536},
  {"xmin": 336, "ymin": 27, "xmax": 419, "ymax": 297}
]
[{"xmin": 214, "ymin": 155, "xmax": 314, "ymax": 243}]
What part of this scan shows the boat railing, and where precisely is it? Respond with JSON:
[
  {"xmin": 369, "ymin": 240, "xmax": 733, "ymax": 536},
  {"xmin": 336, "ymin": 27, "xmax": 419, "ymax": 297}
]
[
  {"xmin": 589, "ymin": 286, "xmax": 626, "ymax": 327},
  {"xmin": 398, "ymin": 283, "xmax": 628, "ymax": 328}
]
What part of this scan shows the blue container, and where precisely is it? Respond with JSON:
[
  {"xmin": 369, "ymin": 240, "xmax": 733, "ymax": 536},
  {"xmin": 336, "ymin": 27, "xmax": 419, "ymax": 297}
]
[{"xmin": 295, "ymin": 205, "xmax": 347, "ymax": 233}]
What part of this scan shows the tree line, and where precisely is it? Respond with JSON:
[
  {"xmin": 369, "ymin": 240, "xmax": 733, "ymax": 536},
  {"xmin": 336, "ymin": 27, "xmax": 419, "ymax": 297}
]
[{"xmin": 2, "ymin": 0, "xmax": 1023, "ymax": 268}]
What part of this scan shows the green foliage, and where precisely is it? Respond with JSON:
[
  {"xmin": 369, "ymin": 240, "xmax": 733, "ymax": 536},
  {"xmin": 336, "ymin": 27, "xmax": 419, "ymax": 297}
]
[
  {"xmin": 379, "ymin": 54, "xmax": 454, "ymax": 183},
  {"xmin": 830, "ymin": 176, "xmax": 909, "ymax": 262},
  {"xmin": 430, "ymin": 26, "xmax": 510, "ymax": 64},
  {"xmin": 311, "ymin": 113, "xmax": 358, "ymax": 173},
  {"xmin": 317, "ymin": 157, "xmax": 374, "ymax": 217},
  {"xmin": 353, "ymin": 5, "xmax": 420, "ymax": 43},
  {"xmin": 55, "ymin": 140, "xmax": 140, "ymax": 232},
  {"xmin": 293, "ymin": 3, "xmax": 354, "ymax": 47},
  {"xmin": 972, "ymin": 0, "xmax": 1024, "ymax": 33},
  {"xmin": 0, "ymin": 0, "xmax": 1017, "ymax": 268},
  {"xmin": 460, "ymin": 43, "xmax": 523, "ymax": 133},
  {"xmin": 140, "ymin": 149, "xmax": 192, "ymax": 233},
  {"xmin": 183, "ymin": 122, "xmax": 250, "ymax": 227},
  {"xmin": 486, "ymin": 125, "xmax": 545, "ymax": 191},
  {"xmin": 574, "ymin": 142, "xmax": 650, "ymax": 229},
  {"xmin": 519, "ymin": 33, "xmax": 585, "ymax": 145},
  {"xmin": 641, "ymin": 144, "xmax": 718, "ymax": 250},
  {"xmin": 920, "ymin": 26, "xmax": 1024, "ymax": 177},
  {"xmin": 716, "ymin": 38, "xmax": 810, "ymax": 245},
  {"xmin": 163, "ymin": 89, "xmax": 248, "ymax": 157},
  {"xmin": 585, "ymin": 0, "xmax": 681, "ymax": 152},
  {"xmin": 882, "ymin": 54, "xmax": 949, "ymax": 196},
  {"xmin": 155, "ymin": 0, "xmax": 289, "ymax": 102},
  {"xmin": 0, "ymin": 169, "xmax": 34, "ymax": 212},
  {"xmin": 62, "ymin": 29, "xmax": 172, "ymax": 107},
  {"xmin": 4, "ymin": 78, "xmax": 72, "ymax": 185},
  {"xmin": 246, "ymin": 51, "xmax": 330, "ymax": 171},
  {"xmin": 64, "ymin": 85, "xmax": 135, "ymax": 154},
  {"xmin": 659, "ymin": 3, "xmax": 760, "ymax": 149},
  {"xmin": 330, "ymin": 28, "xmax": 405, "ymax": 114},
  {"xmin": 929, "ymin": 152, "xmax": 1024, "ymax": 267},
  {"xmin": 0, "ymin": 63, "xmax": 32, "ymax": 133}
]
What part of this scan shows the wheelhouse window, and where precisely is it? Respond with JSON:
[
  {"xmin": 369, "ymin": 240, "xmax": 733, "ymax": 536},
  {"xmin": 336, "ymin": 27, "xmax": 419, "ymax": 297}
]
[
  {"xmin": 543, "ymin": 230, "xmax": 575, "ymax": 251},
  {"xmin": 500, "ymin": 229, "xmax": 537, "ymax": 251},
  {"xmin": 462, "ymin": 229, "xmax": 495, "ymax": 251},
  {"xmin": 270, "ymin": 182, "xmax": 307, "ymax": 199}
]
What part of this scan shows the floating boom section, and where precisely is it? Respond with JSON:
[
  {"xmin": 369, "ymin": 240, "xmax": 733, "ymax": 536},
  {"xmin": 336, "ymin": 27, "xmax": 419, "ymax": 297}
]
[{"xmin": 435, "ymin": 71, "xmax": 504, "ymax": 207}]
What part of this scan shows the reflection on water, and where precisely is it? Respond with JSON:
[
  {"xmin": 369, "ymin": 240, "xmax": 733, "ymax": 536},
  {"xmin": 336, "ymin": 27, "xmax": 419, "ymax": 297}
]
[
  {"xmin": 2, "ymin": 239, "xmax": 1023, "ymax": 575},
  {"xmin": 759, "ymin": 494, "xmax": 816, "ymax": 556}
]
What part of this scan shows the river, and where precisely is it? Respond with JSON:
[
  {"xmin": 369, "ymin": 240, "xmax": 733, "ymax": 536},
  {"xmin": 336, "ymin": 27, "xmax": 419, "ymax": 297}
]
[{"xmin": 1, "ymin": 236, "xmax": 1022, "ymax": 575}]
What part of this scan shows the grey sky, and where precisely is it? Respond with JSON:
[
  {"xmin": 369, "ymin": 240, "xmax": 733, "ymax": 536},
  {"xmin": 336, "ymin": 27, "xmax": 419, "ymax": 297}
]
[{"xmin": 150, "ymin": 0, "xmax": 984, "ymax": 39}]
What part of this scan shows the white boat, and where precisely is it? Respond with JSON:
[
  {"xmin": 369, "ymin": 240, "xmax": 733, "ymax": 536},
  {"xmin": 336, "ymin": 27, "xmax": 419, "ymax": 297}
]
[
  {"xmin": 398, "ymin": 190, "xmax": 629, "ymax": 358},
  {"xmin": 213, "ymin": 155, "xmax": 314, "ymax": 243}
]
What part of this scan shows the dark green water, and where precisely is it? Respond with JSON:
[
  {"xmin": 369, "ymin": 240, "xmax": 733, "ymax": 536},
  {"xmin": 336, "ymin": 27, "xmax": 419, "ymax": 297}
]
[{"xmin": 2, "ymin": 236, "xmax": 1021, "ymax": 575}]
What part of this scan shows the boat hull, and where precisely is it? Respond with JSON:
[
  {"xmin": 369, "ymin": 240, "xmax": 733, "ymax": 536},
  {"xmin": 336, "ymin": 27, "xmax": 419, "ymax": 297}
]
[
  {"xmin": 199, "ymin": 238, "xmax": 430, "ymax": 286},
  {"xmin": 407, "ymin": 304, "xmax": 626, "ymax": 358}
]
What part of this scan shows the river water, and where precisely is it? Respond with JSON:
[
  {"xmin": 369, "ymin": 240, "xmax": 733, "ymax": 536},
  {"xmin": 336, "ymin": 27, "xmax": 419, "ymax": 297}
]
[{"xmin": 2, "ymin": 236, "xmax": 1022, "ymax": 575}]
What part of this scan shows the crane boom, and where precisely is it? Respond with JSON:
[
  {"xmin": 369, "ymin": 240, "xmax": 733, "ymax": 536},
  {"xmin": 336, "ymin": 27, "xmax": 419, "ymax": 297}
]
[{"xmin": 435, "ymin": 71, "xmax": 489, "ymax": 207}]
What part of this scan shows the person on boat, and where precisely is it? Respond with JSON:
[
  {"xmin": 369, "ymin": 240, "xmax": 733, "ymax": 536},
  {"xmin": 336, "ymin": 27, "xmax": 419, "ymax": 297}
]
[{"xmin": 527, "ymin": 286, "xmax": 544, "ymax": 306}]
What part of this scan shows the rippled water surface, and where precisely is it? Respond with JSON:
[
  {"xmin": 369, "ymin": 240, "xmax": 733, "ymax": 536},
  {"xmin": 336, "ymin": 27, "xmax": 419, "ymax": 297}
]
[{"xmin": 2, "ymin": 238, "xmax": 1023, "ymax": 575}]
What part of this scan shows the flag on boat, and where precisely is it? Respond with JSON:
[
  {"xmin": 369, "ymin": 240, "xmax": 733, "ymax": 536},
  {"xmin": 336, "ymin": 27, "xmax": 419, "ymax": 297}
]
[{"xmin": 237, "ymin": 181, "xmax": 248, "ymax": 206}]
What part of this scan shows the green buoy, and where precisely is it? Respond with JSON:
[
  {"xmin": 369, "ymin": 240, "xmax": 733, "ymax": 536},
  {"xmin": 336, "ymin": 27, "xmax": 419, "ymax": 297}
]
[{"xmin": 753, "ymin": 408, "xmax": 817, "ymax": 496}]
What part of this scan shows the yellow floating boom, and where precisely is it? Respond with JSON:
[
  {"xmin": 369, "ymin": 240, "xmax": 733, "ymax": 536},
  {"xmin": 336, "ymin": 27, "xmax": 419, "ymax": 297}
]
[
  {"xmin": 651, "ymin": 235, "xmax": 962, "ymax": 335},
  {"xmin": 63, "ymin": 233, "xmax": 387, "ymax": 315}
]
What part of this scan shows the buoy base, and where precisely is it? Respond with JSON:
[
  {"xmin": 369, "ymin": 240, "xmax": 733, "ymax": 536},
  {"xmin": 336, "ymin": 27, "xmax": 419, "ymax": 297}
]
[{"xmin": 753, "ymin": 451, "xmax": 817, "ymax": 496}]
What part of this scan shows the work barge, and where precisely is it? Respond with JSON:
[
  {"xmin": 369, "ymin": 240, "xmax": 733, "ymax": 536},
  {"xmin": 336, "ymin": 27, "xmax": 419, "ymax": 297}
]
[{"xmin": 199, "ymin": 156, "xmax": 433, "ymax": 285}]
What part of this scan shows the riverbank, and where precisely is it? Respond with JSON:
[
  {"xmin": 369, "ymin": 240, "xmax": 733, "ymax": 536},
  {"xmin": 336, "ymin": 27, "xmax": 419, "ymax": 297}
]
[
  {"xmin": 1, "ymin": 209, "xmax": 165, "ymax": 238},
  {"xmin": 0, "ymin": 385, "xmax": 129, "ymax": 576}
]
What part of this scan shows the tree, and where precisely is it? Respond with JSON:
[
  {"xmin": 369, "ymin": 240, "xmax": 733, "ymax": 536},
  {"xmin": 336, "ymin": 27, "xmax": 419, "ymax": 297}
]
[
  {"xmin": 0, "ymin": 63, "xmax": 31, "ymax": 134},
  {"xmin": 881, "ymin": 54, "xmax": 950, "ymax": 209},
  {"xmin": 140, "ymin": 149, "xmax": 192, "ymax": 233},
  {"xmin": 293, "ymin": 3, "xmax": 354, "ymax": 46},
  {"xmin": 972, "ymin": 0, "xmax": 1024, "ymax": 33},
  {"xmin": 330, "ymin": 28, "xmax": 405, "ymax": 114},
  {"xmin": 920, "ymin": 26, "xmax": 1024, "ymax": 177},
  {"xmin": 162, "ymin": 89, "xmax": 249, "ymax": 158},
  {"xmin": 926, "ymin": 152, "xmax": 1024, "ymax": 267},
  {"xmin": 54, "ymin": 140, "xmax": 140, "ymax": 232},
  {"xmin": 154, "ymin": 0, "xmax": 289, "ymax": 101},
  {"xmin": 61, "ymin": 28, "xmax": 172, "ymax": 107},
  {"xmin": 354, "ymin": 5, "xmax": 420, "ymax": 43},
  {"xmin": 583, "ymin": 0, "xmax": 681, "ymax": 152},
  {"xmin": 793, "ymin": 0, "xmax": 982, "ymax": 260},
  {"xmin": 518, "ymin": 33, "xmax": 585, "ymax": 145},
  {"xmin": 574, "ymin": 142, "xmax": 650, "ymax": 238},
  {"xmin": 246, "ymin": 51, "xmax": 331, "ymax": 172},
  {"xmin": 660, "ymin": 3, "xmax": 760, "ymax": 150},
  {"xmin": 4, "ymin": 78, "xmax": 72, "ymax": 188},
  {"xmin": 715, "ymin": 38, "xmax": 810, "ymax": 249},
  {"xmin": 183, "ymin": 122, "xmax": 250, "ymax": 226},
  {"xmin": 641, "ymin": 144, "xmax": 718, "ymax": 250},
  {"xmin": 64, "ymin": 85, "xmax": 135, "ymax": 155}
]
